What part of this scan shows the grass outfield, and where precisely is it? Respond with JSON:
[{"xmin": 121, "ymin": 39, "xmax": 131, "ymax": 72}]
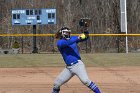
[{"xmin": 0, "ymin": 53, "xmax": 140, "ymax": 67}]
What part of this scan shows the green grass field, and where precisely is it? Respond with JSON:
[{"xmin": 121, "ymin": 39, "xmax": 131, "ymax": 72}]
[{"xmin": 0, "ymin": 53, "xmax": 140, "ymax": 67}]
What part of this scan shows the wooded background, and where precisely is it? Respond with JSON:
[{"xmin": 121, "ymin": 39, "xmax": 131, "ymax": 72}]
[{"xmin": 0, "ymin": 0, "xmax": 140, "ymax": 53}]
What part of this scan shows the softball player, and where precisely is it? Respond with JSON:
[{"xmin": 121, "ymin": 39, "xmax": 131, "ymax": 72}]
[{"xmin": 52, "ymin": 27, "xmax": 101, "ymax": 93}]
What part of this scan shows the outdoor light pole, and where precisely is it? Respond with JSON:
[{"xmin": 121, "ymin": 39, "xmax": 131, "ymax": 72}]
[{"xmin": 120, "ymin": 0, "xmax": 128, "ymax": 53}]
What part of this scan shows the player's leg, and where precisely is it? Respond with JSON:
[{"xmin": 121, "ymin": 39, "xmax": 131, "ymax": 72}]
[
  {"xmin": 52, "ymin": 67, "xmax": 74, "ymax": 93},
  {"xmin": 72, "ymin": 60, "xmax": 101, "ymax": 93},
  {"xmin": 87, "ymin": 81, "xmax": 101, "ymax": 93}
]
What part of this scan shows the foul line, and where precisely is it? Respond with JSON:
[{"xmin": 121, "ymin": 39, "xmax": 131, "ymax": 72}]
[{"xmin": 0, "ymin": 34, "xmax": 140, "ymax": 36}]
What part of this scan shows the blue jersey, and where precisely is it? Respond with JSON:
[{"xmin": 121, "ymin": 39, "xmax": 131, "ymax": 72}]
[{"xmin": 57, "ymin": 36, "xmax": 86, "ymax": 65}]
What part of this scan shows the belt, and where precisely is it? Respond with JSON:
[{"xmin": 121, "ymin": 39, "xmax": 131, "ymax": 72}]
[{"xmin": 67, "ymin": 60, "xmax": 79, "ymax": 66}]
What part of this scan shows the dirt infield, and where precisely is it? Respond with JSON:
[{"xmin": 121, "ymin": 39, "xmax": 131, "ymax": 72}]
[{"xmin": 0, "ymin": 67, "xmax": 140, "ymax": 93}]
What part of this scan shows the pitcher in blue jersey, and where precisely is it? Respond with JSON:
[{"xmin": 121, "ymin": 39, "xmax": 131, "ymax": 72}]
[{"xmin": 52, "ymin": 27, "xmax": 101, "ymax": 93}]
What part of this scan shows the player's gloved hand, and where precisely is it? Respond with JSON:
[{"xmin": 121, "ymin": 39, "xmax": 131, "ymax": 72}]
[{"xmin": 78, "ymin": 33, "xmax": 86, "ymax": 40}]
